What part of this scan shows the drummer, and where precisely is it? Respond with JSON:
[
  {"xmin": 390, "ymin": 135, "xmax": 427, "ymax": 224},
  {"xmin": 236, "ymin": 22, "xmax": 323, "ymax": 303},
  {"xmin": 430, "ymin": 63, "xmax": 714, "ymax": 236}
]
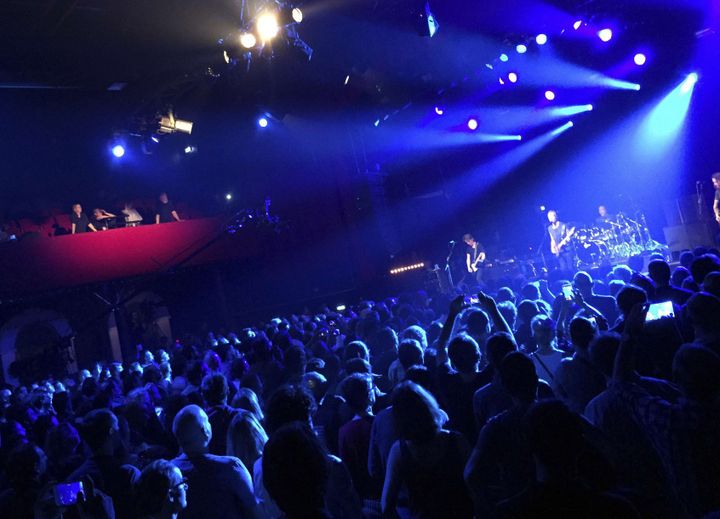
[{"xmin": 595, "ymin": 205, "xmax": 615, "ymax": 228}]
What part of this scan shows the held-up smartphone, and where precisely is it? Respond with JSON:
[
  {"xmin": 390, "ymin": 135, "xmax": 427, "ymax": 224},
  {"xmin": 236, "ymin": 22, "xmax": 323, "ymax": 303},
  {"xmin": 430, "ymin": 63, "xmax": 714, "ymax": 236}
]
[
  {"xmin": 645, "ymin": 301, "xmax": 675, "ymax": 322},
  {"xmin": 465, "ymin": 295, "xmax": 480, "ymax": 305},
  {"xmin": 54, "ymin": 481, "xmax": 84, "ymax": 507},
  {"xmin": 561, "ymin": 284, "xmax": 574, "ymax": 301}
]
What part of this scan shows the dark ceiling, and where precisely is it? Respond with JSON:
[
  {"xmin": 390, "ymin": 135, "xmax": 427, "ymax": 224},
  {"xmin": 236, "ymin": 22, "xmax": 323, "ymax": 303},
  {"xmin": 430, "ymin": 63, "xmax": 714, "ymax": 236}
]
[{"xmin": 0, "ymin": 0, "xmax": 704, "ymax": 121}]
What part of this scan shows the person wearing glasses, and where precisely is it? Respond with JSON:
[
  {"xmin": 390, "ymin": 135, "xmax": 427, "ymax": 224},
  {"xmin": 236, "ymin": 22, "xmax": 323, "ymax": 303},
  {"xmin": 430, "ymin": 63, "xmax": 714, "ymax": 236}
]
[{"xmin": 135, "ymin": 460, "xmax": 188, "ymax": 519}]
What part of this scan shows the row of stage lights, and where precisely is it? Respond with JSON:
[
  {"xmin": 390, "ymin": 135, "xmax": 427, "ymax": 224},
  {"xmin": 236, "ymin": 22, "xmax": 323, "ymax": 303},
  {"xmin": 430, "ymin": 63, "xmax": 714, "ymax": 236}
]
[
  {"xmin": 109, "ymin": 111, "xmax": 276, "ymax": 159},
  {"xmin": 409, "ymin": 18, "xmax": 649, "ymax": 134},
  {"xmin": 390, "ymin": 262, "xmax": 425, "ymax": 275}
]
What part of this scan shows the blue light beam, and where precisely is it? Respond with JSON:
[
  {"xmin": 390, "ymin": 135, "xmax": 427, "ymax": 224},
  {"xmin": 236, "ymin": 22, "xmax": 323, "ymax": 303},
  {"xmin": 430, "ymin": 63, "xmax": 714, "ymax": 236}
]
[
  {"xmin": 550, "ymin": 120, "xmax": 574, "ymax": 136},
  {"xmin": 550, "ymin": 104, "xmax": 593, "ymax": 117},
  {"xmin": 638, "ymin": 73, "xmax": 697, "ymax": 151}
]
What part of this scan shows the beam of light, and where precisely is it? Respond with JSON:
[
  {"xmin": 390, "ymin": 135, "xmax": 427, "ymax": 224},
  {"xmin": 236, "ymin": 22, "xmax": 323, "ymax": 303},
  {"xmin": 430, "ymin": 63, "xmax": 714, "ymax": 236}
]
[
  {"xmin": 550, "ymin": 104, "xmax": 593, "ymax": 117},
  {"xmin": 476, "ymin": 134, "xmax": 523, "ymax": 142},
  {"xmin": 550, "ymin": 120, "xmax": 574, "ymax": 136},
  {"xmin": 455, "ymin": 122, "xmax": 578, "ymax": 200},
  {"xmin": 638, "ymin": 73, "xmax": 697, "ymax": 153},
  {"xmin": 597, "ymin": 77, "xmax": 641, "ymax": 90},
  {"xmin": 494, "ymin": 47, "xmax": 641, "ymax": 90},
  {"xmin": 680, "ymin": 72, "xmax": 699, "ymax": 94}
]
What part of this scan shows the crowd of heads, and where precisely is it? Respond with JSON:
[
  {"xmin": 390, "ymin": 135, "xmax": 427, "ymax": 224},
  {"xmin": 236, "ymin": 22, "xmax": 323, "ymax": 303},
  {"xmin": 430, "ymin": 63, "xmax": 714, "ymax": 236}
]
[{"xmin": 1, "ymin": 247, "xmax": 720, "ymax": 518}]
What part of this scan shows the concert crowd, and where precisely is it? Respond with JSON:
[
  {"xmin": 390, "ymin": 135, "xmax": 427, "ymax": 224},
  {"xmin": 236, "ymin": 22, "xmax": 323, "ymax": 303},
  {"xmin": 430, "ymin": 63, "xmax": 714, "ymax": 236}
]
[{"xmin": 1, "ymin": 249, "xmax": 720, "ymax": 519}]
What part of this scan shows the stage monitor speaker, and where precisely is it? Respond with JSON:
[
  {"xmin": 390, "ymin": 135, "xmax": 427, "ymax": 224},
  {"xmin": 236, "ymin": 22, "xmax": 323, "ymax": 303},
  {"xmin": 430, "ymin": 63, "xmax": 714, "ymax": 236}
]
[
  {"xmin": 663, "ymin": 222, "xmax": 715, "ymax": 253},
  {"xmin": 662, "ymin": 196, "xmax": 708, "ymax": 226}
]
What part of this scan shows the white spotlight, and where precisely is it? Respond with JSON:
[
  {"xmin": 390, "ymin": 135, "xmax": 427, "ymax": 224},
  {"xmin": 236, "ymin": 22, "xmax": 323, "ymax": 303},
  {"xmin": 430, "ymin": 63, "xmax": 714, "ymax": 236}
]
[
  {"xmin": 225, "ymin": 193, "xmax": 233, "ymax": 201},
  {"xmin": 634, "ymin": 53, "xmax": 647, "ymax": 66},
  {"xmin": 516, "ymin": 44, "xmax": 528, "ymax": 54},
  {"xmin": 535, "ymin": 34, "xmax": 548, "ymax": 45},
  {"xmin": 257, "ymin": 12, "xmax": 280, "ymax": 42},
  {"xmin": 240, "ymin": 32, "xmax": 257, "ymax": 49},
  {"xmin": 573, "ymin": 20, "xmax": 582, "ymax": 30},
  {"xmin": 508, "ymin": 72, "xmax": 518, "ymax": 83},
  {"xmin": 597, "ymin": 28, "xmax": 613, "ymax": 42},
  {"xmin": 292, "ymin": 7, "xmax": 303, "ymax": 23}
]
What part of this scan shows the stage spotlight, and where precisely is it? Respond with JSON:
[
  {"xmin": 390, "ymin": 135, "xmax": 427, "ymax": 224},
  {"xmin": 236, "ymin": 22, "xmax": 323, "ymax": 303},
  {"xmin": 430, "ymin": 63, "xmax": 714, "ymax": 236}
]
[
  {"xmin": 508, "ymin": 72, "xmax": 518, "ymax": 83},
  {"xmin": 536, "ymin": 34, "xmax": 548, "ymax": 45},
  {"xmin": 573, "ymin": 20, "xmax": 582, "ymax": 30},
  {"xmin": 158, "ymin": 112, "xmax": 193, "ymax": 135},
  {"xmin": 586, "ymin": 104, "xmax": 593, "ymax": 111},
  {"xmin": 225, "ymin": 193, "xmax": 233, "ymax": 201},
  {"xmin": 258, "ymin": 117, "xmax": 269, "ymax": 128},
  {"xmin": 499, "ymin": 53, "xmax": 509, "ymax": 62},
  {"xmin": 545, "ymin": 90, "xmax": 556, "ymax": 101},
  {"xmin": 434, "ymin": 106, "xmax": 444, "ymax": 115},
  {"xmin": 680, "ymin": 72, "xmax": 698, "ymax": 94},
  {"xmin": 111, "ymin": 144, "xmax": 125, "ymax": 158},
  {"xmin": 634, "ymin": 53, "xmax": 647, "ymax": 66},
  {"xmin": 240, "ymin": 32, "xmax": 257, "ymax": 49},
  {"xmin": 292, "ymin": 7, "xmax": 303, "ymax": 23},
  {"xmin": 257, "ymin": 12, "xmax": 280, "ymax": 42},
  {"xmin": 467, "ymin": 118, "xmax": 479, "ymax": 131},
  {"xmin": 516, "ymin": 44, "xmax": 527, "ymax": 54},
  {"xmin": 598, "ymin": 28, "xmax": 613, "ymax": 42}
]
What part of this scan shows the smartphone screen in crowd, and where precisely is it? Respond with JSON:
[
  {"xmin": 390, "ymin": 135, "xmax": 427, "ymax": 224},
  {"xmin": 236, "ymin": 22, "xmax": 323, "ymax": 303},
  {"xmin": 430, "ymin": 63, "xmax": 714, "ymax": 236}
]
[
  {"xmin": 645, "ymin": 301, "xmax": 675, "ymax": 322},
  {"xmin": 54, "ymin": 481, "xmax": 84, "ymax": 507}
]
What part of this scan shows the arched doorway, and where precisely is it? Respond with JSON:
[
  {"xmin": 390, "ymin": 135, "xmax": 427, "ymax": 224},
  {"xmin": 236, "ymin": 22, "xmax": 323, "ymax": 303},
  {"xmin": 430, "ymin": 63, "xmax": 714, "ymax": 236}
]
[{"xmin": 0, "ymin": 310, "xmax": 74, "ymax": 385}]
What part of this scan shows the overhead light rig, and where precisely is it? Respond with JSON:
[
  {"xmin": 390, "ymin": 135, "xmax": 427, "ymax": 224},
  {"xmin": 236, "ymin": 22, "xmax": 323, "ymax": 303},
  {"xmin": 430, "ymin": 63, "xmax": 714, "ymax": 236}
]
[{"xmin": 219, "ymin": 0, "xmax": 312, "ymax": 72}]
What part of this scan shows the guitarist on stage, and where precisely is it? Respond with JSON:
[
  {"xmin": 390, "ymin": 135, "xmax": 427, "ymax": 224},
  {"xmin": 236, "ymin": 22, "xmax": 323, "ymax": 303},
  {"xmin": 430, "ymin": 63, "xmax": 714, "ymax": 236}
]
[
  {"xmin": 712, "ymin": 172, "xmax": 720, "ymax": 225},
  {"xmin": 547, "ymin": 210, "xmax": 575, "ymax": 272},
  {"xmin": 463, "ymin": 233, "xmax": 487, "ymax": 284}
]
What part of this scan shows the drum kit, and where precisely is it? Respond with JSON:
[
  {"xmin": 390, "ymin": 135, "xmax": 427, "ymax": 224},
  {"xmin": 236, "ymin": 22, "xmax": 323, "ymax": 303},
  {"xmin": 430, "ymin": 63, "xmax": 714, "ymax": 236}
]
[{"xmin": 572, "ymin": 211, "xmax": 665, "ymax": 266}]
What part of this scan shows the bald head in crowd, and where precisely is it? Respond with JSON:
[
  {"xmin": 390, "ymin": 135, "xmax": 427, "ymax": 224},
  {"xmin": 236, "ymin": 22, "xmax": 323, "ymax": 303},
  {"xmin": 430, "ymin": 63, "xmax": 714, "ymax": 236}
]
[{"xmin": 173, "ymin": 405, "xmax": 212, "ymax": 454}]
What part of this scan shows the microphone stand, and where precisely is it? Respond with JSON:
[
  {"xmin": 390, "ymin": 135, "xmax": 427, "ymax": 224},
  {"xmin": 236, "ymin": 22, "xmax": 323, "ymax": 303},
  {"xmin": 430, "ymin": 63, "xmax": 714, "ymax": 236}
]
[
  {"xmin": 696, "ymin": 181, "xmax": 705, "ymax": 220},
  {"xmin": 445, "ymin": 241, "xmax": 457, "ymax": 292}
]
